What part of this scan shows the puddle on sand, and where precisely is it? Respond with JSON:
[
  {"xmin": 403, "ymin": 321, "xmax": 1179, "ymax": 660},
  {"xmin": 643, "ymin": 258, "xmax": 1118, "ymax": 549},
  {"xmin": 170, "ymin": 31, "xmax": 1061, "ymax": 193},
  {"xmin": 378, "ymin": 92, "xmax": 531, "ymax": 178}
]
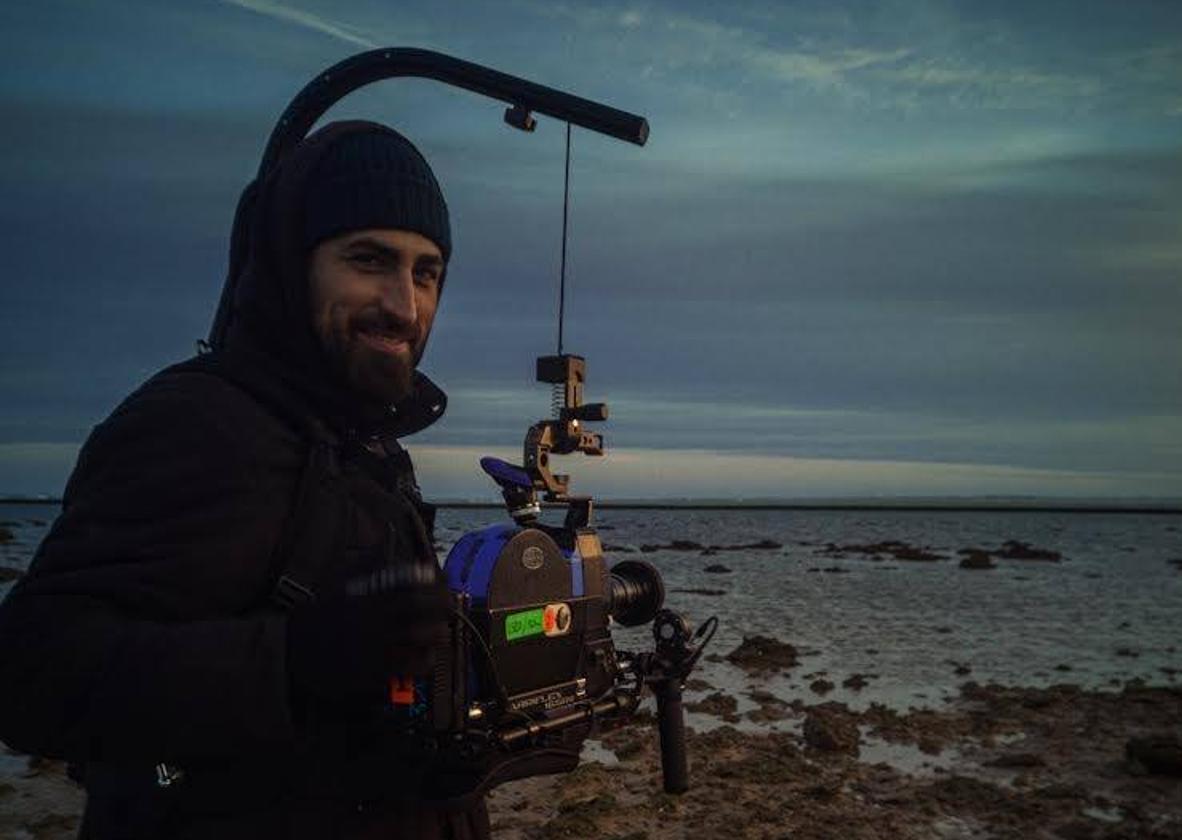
[
  {"xmin": 857, "ymin": 728, "xmax": 959, "ymax": 777},
  {"xmin": 1082, "ymin": 805, "xmax": 1125, "ymax": 824},
  {"xmin": 581, "ymin": 739, "xmax": 620, "ymax": 766}
]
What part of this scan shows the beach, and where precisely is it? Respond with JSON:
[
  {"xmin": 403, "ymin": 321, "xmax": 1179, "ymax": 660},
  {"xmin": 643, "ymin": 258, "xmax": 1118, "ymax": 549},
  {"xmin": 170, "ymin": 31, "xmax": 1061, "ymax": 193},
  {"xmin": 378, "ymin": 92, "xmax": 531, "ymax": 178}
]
[{"xmin": 2, "ymin": 504, "xmax": 1180, "ymax": 837}]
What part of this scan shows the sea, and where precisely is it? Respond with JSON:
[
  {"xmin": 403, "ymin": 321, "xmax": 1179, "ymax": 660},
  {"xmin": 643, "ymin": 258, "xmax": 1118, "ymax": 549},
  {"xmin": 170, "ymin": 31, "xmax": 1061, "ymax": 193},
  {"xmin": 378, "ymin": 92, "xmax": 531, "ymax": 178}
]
[{"xmin": 4, "ymin": 502, "xmax": 1180, "ymax": 718}]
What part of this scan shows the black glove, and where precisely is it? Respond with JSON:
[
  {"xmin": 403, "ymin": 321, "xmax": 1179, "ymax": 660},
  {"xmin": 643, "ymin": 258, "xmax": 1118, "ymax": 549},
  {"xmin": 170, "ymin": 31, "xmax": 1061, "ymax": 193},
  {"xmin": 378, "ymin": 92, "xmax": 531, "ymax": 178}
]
[{"xmin": 285, "ymin": 559, "xmax": 451, "ymax": 703}]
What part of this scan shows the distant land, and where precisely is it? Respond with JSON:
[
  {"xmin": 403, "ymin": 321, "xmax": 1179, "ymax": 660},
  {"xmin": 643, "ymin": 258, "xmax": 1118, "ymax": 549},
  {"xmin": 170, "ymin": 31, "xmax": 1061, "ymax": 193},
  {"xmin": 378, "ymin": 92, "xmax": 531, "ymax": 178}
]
[{"xmin": 4, "ymin": 495, "xmax": 1180, "ymax": 514}]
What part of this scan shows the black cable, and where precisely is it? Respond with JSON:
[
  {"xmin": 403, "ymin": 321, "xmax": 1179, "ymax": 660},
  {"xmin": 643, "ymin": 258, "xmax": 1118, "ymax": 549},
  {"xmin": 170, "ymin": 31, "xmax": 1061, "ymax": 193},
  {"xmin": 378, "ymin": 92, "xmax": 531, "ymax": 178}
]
[
  {"xmin": 451, "ymin": 607, "xmax": 512, "ymax": 705},
  {"xmin": 557, "ymin": 122, "xmax": 571, "ymax": 355}
]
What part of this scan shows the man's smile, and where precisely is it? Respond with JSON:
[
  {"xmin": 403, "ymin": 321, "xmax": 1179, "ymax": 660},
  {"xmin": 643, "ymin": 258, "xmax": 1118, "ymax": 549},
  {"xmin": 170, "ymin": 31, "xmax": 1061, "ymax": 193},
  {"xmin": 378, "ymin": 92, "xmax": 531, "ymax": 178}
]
[{"xmin": 356, "ymin": 328, "xmax": 413, "ymax": 356}]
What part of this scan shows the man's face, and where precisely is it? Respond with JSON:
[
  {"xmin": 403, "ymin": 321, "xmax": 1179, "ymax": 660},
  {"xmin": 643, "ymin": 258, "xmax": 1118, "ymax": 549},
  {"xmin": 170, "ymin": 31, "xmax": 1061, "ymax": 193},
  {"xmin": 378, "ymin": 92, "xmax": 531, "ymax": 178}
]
[{"xmin": 308, "ymin": 228, "xmax": 444, "ymax": 405}]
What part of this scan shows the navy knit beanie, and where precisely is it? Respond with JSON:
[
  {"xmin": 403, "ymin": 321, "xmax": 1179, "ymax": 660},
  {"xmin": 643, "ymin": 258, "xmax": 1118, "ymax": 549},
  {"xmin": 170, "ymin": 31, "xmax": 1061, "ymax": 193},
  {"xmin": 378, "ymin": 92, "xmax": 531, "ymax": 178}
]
[{"xmin": 302, "ymin": 127, "xmax": 451, "ymax": 262}]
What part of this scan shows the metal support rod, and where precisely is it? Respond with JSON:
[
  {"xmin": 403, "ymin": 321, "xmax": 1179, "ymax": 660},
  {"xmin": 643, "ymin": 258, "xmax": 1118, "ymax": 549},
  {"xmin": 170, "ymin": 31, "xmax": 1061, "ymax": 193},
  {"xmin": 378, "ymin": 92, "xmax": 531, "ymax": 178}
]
[
  {"xmin": 495, "ymin": 693, "xmax": 632, "ymax": 747},
  {"xmin": 558, "ymin": 122, "xmax": 571, "ymax": 355},
  {"xmin": 259, "ymin": 48, "xmax": 647, "ymax": 178}
]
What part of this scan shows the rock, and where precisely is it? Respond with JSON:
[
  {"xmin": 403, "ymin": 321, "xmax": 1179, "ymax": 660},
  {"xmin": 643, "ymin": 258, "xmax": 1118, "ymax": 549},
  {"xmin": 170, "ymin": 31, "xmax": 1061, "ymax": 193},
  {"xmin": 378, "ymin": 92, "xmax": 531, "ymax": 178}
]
[
  {"xmin": 684, "ymin": 677, "xmax": 714, "ymax": 692},
  {"xmin": 892, "ymin": 545, "xmax": 944, "ymax": 562},
  {"xmin": 842, "ymin": 674, "xmax": 871, "ymax": 690},
  {"xmin": 1168, "ymin": 558, "xmax": 1182, "ymax": 571},
  {"xmin": 744, "ymin": 689, "xmax": 792, "ymax": 723},
  {"xmin": 1126, "ymin": 734, "xmax": 1182, "ymax": 775},
  {"xmin": 669, "ymin": 587, "xmax": 726, "ymax": 596},
  {"xmin": 917, "ymin": 737, "xmax": 943, "ymax": 755},
  {"xmin": 684, "ymin": 691, "xmax": 739, "ymax": 723},
  {"xmin": 1115, "ymin": 647, "xmax": 1140, "ymax": 658},
  {"xmin": 802, "ymin": 704, "xmax": 860, "ymax": 755},
  {"xmin": 810, "ymin": 678, "xmax": 835, "ymax": 695},
  {"xmin": 603, "ymin": 544, "xmax": 636, "ymax": 553},
  {"xmin": 725, "ymin": 635, "xmax": 800, "ymax": 673},
  {"xmin": 0, "ymin": 526, "xmax": 15, "ymax": 543},
  {"xmin": 1051, "ymin": 820, "xmax": 1101, "ymax": 840},
  {"xmin": 746, "ymin": 689, "xmax": 782, "ymax": 704},
  {"xmin": 995, "ymin": 540, "xmax": 1061, "ymax": 561},
  {"xmin": 958, "ymin": 551, "xmax": 995, "ymax": 569},
  {"xmin": 819, "ymin": 540, "xmax": 943, "ymax": 562},
  {"xmin": 703, "ymin": 564, "xmax": 733, "ymax": 574},
  {"xmin": 985, "ymin": 752, "xmax": 1046, "ymax": 768},
  {"xmin": 0, "ymin": 566, "xmax": 23, "ymax": 582},
  {"xmin": 746, "ymin": 703, "xmax": 792, "ymax": 723},
  {"xmin": 637, "ymin": 540, "xmax": 706, "ymax": 553},
  {"xmin": 736, "ymin": 539, "xmax": 782, "ymax": 551}
]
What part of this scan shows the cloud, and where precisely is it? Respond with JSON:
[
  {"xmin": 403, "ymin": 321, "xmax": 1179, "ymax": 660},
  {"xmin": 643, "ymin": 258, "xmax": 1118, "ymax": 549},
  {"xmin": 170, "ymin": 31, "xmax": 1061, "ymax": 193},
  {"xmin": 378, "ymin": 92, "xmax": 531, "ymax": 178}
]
[
  {"xmin": 511, "ymin": 0, "xmax": 1182, "ymax": 117},
  {"xmin": 745, "ymin": 46, "xmax": 911, "ymax": 87},
  {"xmin": 219, "ymin": 0, "xmax": 377, "ymax": 49}
]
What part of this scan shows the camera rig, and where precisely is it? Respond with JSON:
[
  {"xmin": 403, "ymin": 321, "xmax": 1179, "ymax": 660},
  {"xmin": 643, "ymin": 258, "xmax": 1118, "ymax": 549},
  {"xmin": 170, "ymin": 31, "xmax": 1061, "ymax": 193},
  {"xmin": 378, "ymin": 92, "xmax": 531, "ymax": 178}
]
[{"xmin": 430, "ymin": 354, "xmax": 716, "ymax": 794}]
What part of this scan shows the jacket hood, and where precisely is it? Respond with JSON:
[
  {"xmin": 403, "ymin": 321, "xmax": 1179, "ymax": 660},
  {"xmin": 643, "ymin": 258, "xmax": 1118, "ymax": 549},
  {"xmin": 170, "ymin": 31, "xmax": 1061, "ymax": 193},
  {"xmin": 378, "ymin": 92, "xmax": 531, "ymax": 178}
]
[{"xmin": 221, "ymin": 120, "xmax": 447, "ymax": 441}]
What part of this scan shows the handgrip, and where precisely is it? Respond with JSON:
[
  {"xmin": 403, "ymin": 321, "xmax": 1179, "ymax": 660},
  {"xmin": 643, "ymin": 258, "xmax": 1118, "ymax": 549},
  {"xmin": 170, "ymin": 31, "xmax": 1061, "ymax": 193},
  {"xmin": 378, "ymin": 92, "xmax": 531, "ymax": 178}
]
[{"xmin": 654, "ymin": 677, "xmax": 689, "ymax": 794}]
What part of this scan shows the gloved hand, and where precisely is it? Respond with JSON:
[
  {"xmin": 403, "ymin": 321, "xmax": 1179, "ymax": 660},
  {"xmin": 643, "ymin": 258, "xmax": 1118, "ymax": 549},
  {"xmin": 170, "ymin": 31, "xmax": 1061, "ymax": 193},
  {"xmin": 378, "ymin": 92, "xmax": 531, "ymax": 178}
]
[{"xmin": 285, "ymin": 559, "xmax": 451, "ymax": 703}]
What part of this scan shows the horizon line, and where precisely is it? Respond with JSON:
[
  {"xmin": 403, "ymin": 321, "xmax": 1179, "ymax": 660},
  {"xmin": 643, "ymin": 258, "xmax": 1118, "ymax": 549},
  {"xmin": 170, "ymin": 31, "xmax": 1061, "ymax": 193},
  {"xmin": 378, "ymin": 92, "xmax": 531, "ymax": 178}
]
[{"xmin": 3, "ymin": 495, "xmax": 1180, "ymax": 515}]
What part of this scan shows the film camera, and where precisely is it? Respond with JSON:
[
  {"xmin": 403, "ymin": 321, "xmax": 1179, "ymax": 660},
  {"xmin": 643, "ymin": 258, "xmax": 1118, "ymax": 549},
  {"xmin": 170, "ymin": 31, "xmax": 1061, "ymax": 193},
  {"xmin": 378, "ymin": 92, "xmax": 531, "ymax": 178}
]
[{"xmin": 399, "ymin": 354, "xmax": 715, "ymax": 795}]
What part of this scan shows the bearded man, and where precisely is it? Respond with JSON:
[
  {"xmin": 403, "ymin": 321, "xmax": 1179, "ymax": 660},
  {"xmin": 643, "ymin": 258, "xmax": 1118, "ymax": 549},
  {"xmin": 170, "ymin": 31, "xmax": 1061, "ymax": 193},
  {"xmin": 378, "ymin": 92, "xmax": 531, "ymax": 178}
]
[{"xmin": 0, "ymin": 120, "xmax": 492, "ymax": 839}]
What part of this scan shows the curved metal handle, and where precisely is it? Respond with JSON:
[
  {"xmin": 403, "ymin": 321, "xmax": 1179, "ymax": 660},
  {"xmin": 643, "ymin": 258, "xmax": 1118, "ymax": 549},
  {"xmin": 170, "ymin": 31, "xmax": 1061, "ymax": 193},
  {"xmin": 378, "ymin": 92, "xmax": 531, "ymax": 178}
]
[{"xmin": 259, "ymin": 47, "xmax": 648, "ymax": 178}]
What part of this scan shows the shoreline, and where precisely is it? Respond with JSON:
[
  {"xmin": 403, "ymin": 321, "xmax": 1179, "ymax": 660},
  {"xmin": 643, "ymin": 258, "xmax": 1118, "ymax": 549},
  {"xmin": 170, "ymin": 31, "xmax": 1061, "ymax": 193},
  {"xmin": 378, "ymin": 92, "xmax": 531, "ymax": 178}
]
[{"xmin": 6, "ymin": 498, "xmax": 1182, "ymax": 515}]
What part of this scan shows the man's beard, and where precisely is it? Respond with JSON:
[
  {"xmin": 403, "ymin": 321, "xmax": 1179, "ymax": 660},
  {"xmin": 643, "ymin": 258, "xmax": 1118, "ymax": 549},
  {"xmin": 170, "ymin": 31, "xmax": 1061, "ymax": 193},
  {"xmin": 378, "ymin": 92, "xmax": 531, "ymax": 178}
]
[
  {"xmin": 328, "ymin": 320, "xmax": 424, "ymax": 406},
  {"xmin": 344, "ymin": 340, "xmax": 418, "ymax": 404}
]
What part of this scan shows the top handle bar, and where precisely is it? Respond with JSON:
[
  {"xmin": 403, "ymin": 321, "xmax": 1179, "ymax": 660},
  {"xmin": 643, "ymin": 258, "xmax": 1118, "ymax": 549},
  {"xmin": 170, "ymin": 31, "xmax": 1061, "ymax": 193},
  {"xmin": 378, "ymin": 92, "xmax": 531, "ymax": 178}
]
[{"xmin": 259, "ymin": 47, "xmax": 648, "ymax": 178}]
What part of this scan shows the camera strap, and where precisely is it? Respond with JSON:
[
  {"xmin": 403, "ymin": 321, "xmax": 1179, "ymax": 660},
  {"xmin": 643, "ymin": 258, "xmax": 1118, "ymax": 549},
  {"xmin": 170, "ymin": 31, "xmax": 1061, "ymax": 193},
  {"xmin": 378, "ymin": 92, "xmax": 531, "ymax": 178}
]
[{"xmin": 168, "ymin": 351, "xmax": 348, "ymax": 610}]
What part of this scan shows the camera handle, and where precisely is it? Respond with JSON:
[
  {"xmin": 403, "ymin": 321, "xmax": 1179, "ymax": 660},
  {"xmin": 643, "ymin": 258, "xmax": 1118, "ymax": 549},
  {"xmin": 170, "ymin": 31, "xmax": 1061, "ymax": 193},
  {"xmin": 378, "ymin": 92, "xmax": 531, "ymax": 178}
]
[
  {"xmin": 643, "ymin": 610, "xmax": 718, "ymax": 794},
  {"xmin": 653, "ymin": 674, "xmax": 689, "ymax": 793}
]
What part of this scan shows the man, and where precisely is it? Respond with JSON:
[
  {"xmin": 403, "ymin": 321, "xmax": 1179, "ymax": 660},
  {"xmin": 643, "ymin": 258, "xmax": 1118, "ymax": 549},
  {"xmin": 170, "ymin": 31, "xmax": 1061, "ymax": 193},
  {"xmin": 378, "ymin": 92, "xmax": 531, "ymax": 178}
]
[{"xmin": 0, "ymin": 120, "xmax": 491, "ymax": 838}]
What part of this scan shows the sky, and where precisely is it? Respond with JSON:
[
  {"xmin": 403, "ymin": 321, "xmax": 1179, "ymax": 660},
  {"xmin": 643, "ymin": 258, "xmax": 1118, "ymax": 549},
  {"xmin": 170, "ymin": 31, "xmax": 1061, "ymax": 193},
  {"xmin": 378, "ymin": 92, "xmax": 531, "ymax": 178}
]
[{"xmin": 1, "ymin": 0, "xmax": 1179, "ymax": 501}]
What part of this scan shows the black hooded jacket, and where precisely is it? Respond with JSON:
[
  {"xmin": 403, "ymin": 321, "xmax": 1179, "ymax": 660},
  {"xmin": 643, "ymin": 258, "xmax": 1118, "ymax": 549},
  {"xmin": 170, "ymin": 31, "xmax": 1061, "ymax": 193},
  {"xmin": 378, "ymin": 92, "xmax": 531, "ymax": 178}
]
[{"xmin": 0, "ymin": 121, "xmax": 489, "ymax": 839}]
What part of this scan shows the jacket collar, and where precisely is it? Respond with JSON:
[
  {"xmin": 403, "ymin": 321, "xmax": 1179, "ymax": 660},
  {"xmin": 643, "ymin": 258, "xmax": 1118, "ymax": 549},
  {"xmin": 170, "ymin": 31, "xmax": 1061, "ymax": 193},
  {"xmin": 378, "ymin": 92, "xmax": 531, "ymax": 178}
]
[{"xmin": 219, "ymin": 332, "xmax": 447, "ymax": 443}]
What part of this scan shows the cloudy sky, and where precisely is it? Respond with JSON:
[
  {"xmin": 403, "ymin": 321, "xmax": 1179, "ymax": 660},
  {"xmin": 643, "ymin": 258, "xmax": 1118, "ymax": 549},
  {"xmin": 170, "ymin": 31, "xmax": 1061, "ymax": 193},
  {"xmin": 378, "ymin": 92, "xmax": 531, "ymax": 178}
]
[{"xmin": 1, "ymin": 0, "xmax": 1179, "ymax": 500}]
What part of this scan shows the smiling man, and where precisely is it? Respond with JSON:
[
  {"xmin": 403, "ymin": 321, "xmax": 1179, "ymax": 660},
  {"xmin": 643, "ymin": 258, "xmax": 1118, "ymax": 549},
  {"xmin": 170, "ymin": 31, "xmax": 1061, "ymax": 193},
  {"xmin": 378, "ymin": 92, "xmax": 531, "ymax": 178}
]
[{"xmin": 0, "ymin": 121, "xmax": 491, "ymax": 839}]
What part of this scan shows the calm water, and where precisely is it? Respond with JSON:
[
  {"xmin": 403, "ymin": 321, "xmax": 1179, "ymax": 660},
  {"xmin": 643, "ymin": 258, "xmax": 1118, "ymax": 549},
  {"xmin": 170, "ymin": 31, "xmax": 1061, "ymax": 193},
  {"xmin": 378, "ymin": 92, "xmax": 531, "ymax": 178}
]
[{"xmin": 4, "ymin": 503, "xmax": 1181, "ymax": 712}]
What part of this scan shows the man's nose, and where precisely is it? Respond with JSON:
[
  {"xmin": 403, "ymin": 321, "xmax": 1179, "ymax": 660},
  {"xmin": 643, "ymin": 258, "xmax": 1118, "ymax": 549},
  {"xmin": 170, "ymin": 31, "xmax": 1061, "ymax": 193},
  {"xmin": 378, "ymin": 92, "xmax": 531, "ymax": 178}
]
[{"xmin": 379, "ymin": 267, "xmax": 417, "ymax": 327}]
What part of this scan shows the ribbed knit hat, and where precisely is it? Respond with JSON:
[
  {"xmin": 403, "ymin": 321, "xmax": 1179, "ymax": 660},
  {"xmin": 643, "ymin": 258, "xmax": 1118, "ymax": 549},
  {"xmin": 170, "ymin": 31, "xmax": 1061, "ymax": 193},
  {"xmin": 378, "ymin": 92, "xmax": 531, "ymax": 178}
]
[{"xmin": 302, "ymin": 126, "xmax": 451, "ymax": 261}]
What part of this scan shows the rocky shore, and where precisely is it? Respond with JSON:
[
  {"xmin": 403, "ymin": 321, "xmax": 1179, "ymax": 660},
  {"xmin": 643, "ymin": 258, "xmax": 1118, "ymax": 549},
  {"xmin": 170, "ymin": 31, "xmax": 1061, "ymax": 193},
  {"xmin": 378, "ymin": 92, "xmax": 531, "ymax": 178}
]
[
  {"xmin": 4, "ymin": 678, "xmax": 1178, "ymax": 839},
  {"xmin": 485, "ymin": 680, "xmax": 1182, "ymax": 840}
]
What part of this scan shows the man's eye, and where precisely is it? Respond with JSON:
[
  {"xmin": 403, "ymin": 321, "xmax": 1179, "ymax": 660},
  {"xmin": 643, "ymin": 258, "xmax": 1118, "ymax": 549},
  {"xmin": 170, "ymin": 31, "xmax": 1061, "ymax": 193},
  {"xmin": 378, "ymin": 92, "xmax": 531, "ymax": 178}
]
[
  {"xmin": 414, "ymin": 268, "xmax": 441, "ymax": 285},
  {"xmin": 345, "ymin": 252, "xmax": 387, "ymax": 272}
]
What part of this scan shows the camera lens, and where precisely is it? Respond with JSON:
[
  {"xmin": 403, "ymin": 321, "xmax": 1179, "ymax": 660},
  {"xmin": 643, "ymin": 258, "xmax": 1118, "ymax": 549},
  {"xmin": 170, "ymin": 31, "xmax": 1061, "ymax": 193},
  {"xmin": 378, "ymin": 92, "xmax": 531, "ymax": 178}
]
[{"xmin": 608, "ymin": 560, "xmax": 665, "ymax": 627}]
